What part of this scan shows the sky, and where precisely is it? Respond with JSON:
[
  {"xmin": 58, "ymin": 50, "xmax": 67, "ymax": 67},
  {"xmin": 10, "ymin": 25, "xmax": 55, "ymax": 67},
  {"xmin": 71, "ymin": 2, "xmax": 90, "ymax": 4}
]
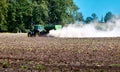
[{"xmin": 74, "ymin": 0, "xmax": 120, "ymax": 20}]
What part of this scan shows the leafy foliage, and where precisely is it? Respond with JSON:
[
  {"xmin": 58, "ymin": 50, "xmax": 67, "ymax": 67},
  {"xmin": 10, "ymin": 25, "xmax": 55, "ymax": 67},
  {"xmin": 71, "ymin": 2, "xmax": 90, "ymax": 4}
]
[
  {"xmin": 104, "ymin": 11, "xmax": 114, "ymax": 22},
  {"xmin": 75, "ymin": 12, "xmax": 84, "ymax": 22},
  {"xmin": 0, "ymin": 0, "xmax": 78, "ymax": 32},
  {"xmin": 47, "ymin": 0, "xmax": 78, "ymax": 25},
  {"xmin": 85, "ymin": 17, "xmax": 93, "ymax": 23},
  {"xmin": 91, "ymin": 13, "xmax": 98, "ymax": 21},
  {"xmin": 2, "ymin": 61, "xmax": 9, "ymax": 68},
  {"xmin": 7, "ymin": 0, "xmax": 32, "ymax": 32},
  {"xmin": 0, "ymin": 0, "xmax": 116, "ymax": 32},
  {"xmin": 0, "ymin": 0, "xmax": 8, "ymax": 31}
]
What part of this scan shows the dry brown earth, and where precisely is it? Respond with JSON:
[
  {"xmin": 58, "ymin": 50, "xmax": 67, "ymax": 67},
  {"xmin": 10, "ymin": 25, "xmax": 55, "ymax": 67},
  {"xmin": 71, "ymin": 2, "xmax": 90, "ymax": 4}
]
[{"xmin": 0, "ymin": 33, "xmax": 120, "ymax": 72}]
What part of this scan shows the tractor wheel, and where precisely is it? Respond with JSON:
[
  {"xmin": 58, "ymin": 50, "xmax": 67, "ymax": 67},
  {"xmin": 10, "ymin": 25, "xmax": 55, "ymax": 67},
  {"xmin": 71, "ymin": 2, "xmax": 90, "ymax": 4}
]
[{"xmin": 28, "ymin": 33, "xmax": 31, "ymax": 37}]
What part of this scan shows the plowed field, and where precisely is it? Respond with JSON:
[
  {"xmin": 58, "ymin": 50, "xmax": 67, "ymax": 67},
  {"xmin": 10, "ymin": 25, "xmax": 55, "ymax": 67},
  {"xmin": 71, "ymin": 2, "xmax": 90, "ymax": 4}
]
[{"xmin": 0, "ymin": 33, "xmax": 120, "ymax": 72}]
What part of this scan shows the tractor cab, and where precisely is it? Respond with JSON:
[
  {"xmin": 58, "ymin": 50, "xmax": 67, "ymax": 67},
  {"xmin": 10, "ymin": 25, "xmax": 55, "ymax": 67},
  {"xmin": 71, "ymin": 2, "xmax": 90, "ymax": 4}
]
[{"xmin": 34, "ymin": 25, "xmax": 44, "ymax": 32}]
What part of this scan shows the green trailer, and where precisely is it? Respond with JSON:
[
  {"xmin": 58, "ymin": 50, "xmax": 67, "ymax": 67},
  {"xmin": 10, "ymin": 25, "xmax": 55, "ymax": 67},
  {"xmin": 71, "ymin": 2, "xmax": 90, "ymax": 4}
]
[{"xmin": 28, "ymin": 24, "xmax": 62, "ymax": 37}]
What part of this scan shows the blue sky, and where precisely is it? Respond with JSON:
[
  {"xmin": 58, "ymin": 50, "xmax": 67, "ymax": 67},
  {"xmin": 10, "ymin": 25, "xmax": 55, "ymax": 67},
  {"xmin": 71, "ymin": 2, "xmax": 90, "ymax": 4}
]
[{"xmin": 74, "ymin": 0, "xmax": 120, "ymax": 20}]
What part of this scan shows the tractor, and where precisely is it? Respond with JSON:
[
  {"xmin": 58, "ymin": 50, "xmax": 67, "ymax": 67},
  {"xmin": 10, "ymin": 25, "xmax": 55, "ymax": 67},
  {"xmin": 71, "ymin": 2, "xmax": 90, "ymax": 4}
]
[{"xmin": 28, "ymin": 24, "xmax": 62, "ymax": 37}]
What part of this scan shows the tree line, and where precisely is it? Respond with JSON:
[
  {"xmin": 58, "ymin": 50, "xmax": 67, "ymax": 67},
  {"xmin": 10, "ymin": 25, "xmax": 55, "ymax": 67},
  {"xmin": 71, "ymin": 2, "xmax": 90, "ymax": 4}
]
[
  {"xmin": 0, "ymin": 0, "xmax": 78, "ymax": 32},
  {"xmin": 0, "ymin": 0, "xmax": 114, "ymax": 32},
  {"xmin": 76, "ymin": 12, "xmax": 114, "ymax": 24},
  {"xmin": 84, "ymin": 12, "xmax": 115, "ymax": 23}
]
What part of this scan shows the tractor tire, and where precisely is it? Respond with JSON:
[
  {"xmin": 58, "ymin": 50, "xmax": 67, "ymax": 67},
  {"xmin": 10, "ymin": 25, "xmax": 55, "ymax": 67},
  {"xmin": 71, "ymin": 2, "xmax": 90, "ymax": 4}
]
[{"xmin": 28, "ymin": 33, "xmax": 31, "ymax": 37}]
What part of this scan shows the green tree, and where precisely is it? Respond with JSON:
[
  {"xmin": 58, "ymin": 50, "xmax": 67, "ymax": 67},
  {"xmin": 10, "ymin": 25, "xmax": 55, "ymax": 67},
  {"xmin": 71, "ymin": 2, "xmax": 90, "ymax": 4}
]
[
  {"xmin": 91, "ymin": 13, "xmax": 98, "ymax": 21},
  {"xmin": 0, "ymin": 0, "xmax": 8, "ymax": 31},
  {"xmin": 75, "ymin": 12, "xmax": 84, "ymax": 22},
  {"xmin": 7, "ymin": 0, "xmax": 32, "ymax": 32},
  {"xmin": 32, "ymin": 0, "xmax": 49, "ymax": 25},
  {"xmin": 17, "ymin": 0, "xmax": 33, "ymax": 30},
  {"xmin": 48, "ymin": 0, "xmax": 78, "ymax": 25},
  {"xmin": 100, "ymin": 16, "xmax": 104, "ymax": 23},
  {"xmin": 7, "ymin": 0, "xmax": 17, "ymax": 32},
  {"xmin": 6, "ymin": 0, "xmax": 79, "ymax": 32},
  {"xmin": 104, "ymin": 12, "xmax": 113, "ymax": 22},
  {"xmin": 85, "ymin": 17, "xmax": 93, "ymax": 23}
]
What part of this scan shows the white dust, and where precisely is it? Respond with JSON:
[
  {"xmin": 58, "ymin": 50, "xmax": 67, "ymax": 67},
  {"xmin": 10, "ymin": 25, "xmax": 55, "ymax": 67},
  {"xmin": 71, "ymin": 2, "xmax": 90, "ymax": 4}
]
[{"xmin": 48, "ymin": 19, "xmax": 120, "ymax": 38}]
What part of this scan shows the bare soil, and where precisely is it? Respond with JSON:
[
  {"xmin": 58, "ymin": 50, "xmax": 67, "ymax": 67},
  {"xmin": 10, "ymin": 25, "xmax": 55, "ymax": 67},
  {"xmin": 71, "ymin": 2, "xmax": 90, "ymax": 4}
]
[{"xmin": 0, "ymin": 33, "xmax": 120, "ymax": 72}]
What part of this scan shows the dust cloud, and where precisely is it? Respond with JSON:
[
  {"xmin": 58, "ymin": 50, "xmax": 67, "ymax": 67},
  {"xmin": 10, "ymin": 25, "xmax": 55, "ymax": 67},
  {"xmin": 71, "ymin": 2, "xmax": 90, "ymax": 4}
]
[{"xmin": 48, "ymin": 19, "xmax": 120, "ymax": 38}]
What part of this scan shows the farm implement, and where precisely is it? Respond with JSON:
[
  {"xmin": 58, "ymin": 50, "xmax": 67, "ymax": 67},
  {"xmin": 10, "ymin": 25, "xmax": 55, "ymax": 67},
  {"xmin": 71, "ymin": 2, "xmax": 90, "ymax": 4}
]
[{"xmin": 28, "ymin": 24, "xmax": 62, "ymax": 37}]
